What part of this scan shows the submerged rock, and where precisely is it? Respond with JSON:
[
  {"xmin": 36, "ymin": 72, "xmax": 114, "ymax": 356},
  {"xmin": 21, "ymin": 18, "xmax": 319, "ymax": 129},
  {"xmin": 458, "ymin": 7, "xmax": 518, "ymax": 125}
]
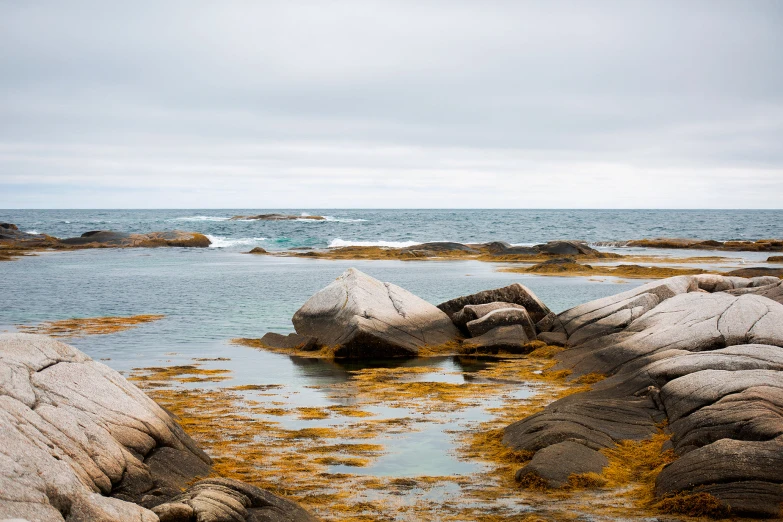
[
  {"xmin": 0, "ymin": 333, "xmax": 317, "ymax": 522},
  {"xmin": 292, "ymin": 268, "xmax": 460, "ymax": 357},
  {"xmin": 504, "ymin": 274, "xmax": 783, "ymax": 516}
]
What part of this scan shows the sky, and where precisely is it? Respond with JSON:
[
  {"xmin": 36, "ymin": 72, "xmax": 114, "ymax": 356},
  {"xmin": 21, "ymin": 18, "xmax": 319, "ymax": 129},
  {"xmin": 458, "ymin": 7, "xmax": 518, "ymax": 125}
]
[{"xmin": 1, "ymin": 0, "xmax": 782, "ymax": 209}]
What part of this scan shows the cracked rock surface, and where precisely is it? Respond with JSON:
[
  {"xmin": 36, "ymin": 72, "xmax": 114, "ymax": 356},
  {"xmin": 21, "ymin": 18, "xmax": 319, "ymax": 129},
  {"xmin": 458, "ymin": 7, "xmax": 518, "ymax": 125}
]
[
  {"xmin": 292, "ymin": 268, "xmax": 460, "ymax": 357},
  {"xmin": 508, "ymin": 274, "xmax": 783, "ymax": 516},
  {"xmin": 0, "ymin": 333, "xmax": 317, "ymax": 522}
]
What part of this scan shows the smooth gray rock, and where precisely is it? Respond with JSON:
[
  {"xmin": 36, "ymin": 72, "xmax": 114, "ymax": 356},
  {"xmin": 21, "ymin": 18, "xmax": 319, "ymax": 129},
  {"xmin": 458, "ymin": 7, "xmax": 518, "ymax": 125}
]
[
  {"xmin": 292, "ymin": 268, "xmax": 460, "ymax": 357},
  {"xmin": 501, "ymin": 275, "xmax": 783, "ymax": 513},
  {"xmin": 460, "ymin": 325, "xmax": 531, "ymax": 354},
  {"xmin": 437, "ymin": 283, "xmax": 552, "ymax": 324},
  {"xmin": 514, "ymin": 441, "xmax": 608, "ymax": 488},
  {"xmin": 536, "ymin": 331, "xmax": 567, "ymax": 347},
  {"xmin": 451, "ymin": 302, "xmax": 526, "ymax": 333},
  {"xmin": 466, "ymin": 307, "xmax": 536, "ymax": 339},
  {"xmin": 0, "ymin": 334, "xmax": 318, "ymax": 522}
]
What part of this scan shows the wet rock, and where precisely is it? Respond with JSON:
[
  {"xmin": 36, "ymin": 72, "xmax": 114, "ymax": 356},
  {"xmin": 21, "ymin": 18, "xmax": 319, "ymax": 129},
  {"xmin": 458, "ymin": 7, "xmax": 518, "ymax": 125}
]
[
  {"xmin": 466, "ymin": 307, "xmax": 536, "ymax": 339},
  {"xmin": 534, "ymin": 240, "xmax": 599, "ymax": 256},
  {"xmin": 401, "ymin": 242, "xmax": 478, "ymax": 254},
  {"xmin": 292, "ymin": 268, "xmax": 460, "ymax": 357},
  {"xmin": 437, "ymin": 283, "xmax": 552, "ymax": 324},
  {"xmin": 0, "ymin": 333, "xmax": 317, "ymax": 522},
  {"xmin": 726, "ymin": 267, "xmax": 783, "ymax": 278},
  {"xmin": 769, "ymin": 256, "xmax": 783, "ymax": 263},
  {"xmin": 259, "ymin": 332, "xmax": 318, "ymax": 352},
  {"xmin": 461, "ymin": 325, "xmax": 531, "ymax": 354},
  {"xmin": 248, "ymin": 247, "xmax": 268, "ymax": 254},
  {"xmin": 60, "ymin": 230, "xmax": 211, "ymax": 248},
  {"xmin": 515, "ymin": 441, "xmax": 608, "ymax": 488}
]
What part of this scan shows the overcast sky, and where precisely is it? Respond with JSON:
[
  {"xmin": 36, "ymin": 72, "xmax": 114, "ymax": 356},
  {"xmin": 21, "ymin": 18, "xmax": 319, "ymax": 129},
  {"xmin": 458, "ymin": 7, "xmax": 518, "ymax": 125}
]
[{"xmin": 1, "ymin": 1, "xmax": 782, "ymax": 208}]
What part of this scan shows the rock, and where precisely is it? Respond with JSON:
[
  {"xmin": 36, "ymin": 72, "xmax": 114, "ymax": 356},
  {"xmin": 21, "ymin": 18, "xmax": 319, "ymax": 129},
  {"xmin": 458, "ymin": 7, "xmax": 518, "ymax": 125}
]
[
  {"xmin": 402, "ymin": 242, "xmax": 478, "ymax": 253},
  {"xmin": 292, "ymin": 268, "xmax": 460, "ymax": 357},
  {"xmin": 526, "ymin": 258, "xmax": 591, "ymax": 274},
  {"xmin": 769, "ymin": 256, "xmax": 783, "ymax": 263},
  {"xmin": 248, "ymin": 247, "xmax": 268, "ymax": 254},
  {"xmin": 60, "ymin": 230, "xmax": 211, "ymax": 248},
  {"xmin": 501, "ymin": 274, "xmax": 783, "ymax": 513},
  {"xmin": 537, "ymin": 331, "xmax": 567, "ymax": 347},
  {"xmin": 514, "ymin": 441, "xmax": 608, "ymax": 488},
  {"xmin": 628, "ymin": 238, "xmax": 783, "ymax": 252},
  {"xmin": 230, "ymin": 214, "xmax": 325, "ymax": 221},
  {"xmin": 452, "ymin": 302, "xmax": 526, "ymax": 333},
  {"xmin": 466, "ymin": 308, "xmax": 536, "ymax": 339},
  {"xmin": 534, "ymin": 240, "xmax": 599, "ymax": 256},
  {"xmin": 725, "ymin": 279, "xmax": 783, "ymax": 305},
  {"xmin": 726, "ymin": 267, "xmax": 783, "ymax": 278},
  {"xmin": 437, "ymin": 283, "xmax": 552, "ymax": 324},
  {"xmin": 460, "ymin": 325, "xmax": 531, "ymax": 354},
  {"xmin": 153, "ymin": 478, "xmax": 318, "ymax": 522},
  {"xmin": 0, "ymin": 223, "xmax": 44, "ymax": 241},
  {"xmin": 0, "ymin": 333, "xmax": 317, "ymax": 522},
  {"xmin": 258, "ymin": 332, "xmax": 318, "ymax": 352}
]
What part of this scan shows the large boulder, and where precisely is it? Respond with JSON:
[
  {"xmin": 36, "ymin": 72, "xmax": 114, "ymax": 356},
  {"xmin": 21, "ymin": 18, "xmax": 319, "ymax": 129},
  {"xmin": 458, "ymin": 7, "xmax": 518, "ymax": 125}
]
[
  {"xmin": 292, "ymin": 268, "xmax": 460, "ymax": 357},
  {"xmin": 0, "ymin": 333, "xmax": 317, "ymax": 522},
  {"xmin": 437, "ymin": 283, "xmax": 552, "ymax": 325},
  {"xmin": 503, "ymin": 274, "xmax": 783, "ymax": 516}
]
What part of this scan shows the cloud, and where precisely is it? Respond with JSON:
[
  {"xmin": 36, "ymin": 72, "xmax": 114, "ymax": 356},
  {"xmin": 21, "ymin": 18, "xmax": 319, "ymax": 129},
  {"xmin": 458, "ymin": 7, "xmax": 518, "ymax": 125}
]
[{"xmin": 1, "ymin": 0, "xmax": 782, "ymax": 208}]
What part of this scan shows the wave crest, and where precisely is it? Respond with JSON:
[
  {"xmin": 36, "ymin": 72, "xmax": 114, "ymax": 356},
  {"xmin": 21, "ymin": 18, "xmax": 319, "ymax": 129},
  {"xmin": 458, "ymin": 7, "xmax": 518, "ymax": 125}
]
[
  {"xmin": 328, "ymin": 238, "xmax": 419, "ymax": 248},
  {"xmin": 174, "ymin": 216, "xmax": 230, "ymax": 222},
  {"xmin": 206, "ymin": 235, "xmax": 268, "ymax": 248}
]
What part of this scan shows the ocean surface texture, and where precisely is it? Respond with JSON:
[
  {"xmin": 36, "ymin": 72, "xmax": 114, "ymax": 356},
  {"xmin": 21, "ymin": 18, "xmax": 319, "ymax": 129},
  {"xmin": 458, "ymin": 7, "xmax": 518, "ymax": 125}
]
[{"xmin": 3, "ymin": 209, "xmax": 782, "ymax": 251}]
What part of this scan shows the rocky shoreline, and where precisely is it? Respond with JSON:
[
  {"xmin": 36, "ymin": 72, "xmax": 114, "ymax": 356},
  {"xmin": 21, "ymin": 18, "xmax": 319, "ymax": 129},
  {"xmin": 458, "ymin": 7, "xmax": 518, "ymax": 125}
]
[
  {"xmin": 0, "ymin": 222, "xmax": 210, "ymax": 261},
  {"xmin": 4, "ymin": 267, "xmax": 783, "ymax": 519},
  {"xmin": 246, "ymin": 268, "xmax": 783, "ymax": 517}
]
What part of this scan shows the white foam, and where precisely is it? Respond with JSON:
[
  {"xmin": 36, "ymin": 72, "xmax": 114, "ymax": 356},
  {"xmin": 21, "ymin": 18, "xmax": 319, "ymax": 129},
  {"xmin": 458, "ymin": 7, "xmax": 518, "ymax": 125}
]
[
  {"xmin": 25, "ymin": 229, "xmax": 39, "ymax": 235},
  {"xmin": 174, "ymin": 216, "xmax": 230, "ymax": 222},
  {"xmin": 206, "ymin": 235, "xmax": 267, "ymax": 248},
  {"xmin": 328, "ymin": 238, "xmax": 419, "ymax": 248}
]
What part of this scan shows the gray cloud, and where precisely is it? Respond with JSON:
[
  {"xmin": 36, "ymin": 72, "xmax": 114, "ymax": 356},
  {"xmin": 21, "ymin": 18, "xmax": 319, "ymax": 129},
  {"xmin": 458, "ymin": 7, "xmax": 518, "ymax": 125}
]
[{"xmin": 1, "ymin": 0, "xmax": 782, "ymax": 208}]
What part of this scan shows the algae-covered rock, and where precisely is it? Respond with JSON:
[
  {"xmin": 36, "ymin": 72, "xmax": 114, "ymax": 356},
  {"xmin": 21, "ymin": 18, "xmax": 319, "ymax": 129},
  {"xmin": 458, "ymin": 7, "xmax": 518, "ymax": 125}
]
[
  {"xmin": 60, "ymin": 230, "xmax": 211, "ymax": 248},
  {"xmin": 292, "ymin": 268, "xmax": 460, "ymax": 357}
]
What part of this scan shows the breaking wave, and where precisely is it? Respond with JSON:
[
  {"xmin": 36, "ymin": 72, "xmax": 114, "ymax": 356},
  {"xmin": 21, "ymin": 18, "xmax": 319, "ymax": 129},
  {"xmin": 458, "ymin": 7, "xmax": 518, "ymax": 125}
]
[
  {"xmin": 174, "ymin": 216, "xmax": 230, "ymax": 222},
  {"xmin": 206, "ymin": 235, "xmax": 268, "ymax": 248},
  {"xmin": 328, "ymin": 239, "xmax": 420, "ymax": 248}
]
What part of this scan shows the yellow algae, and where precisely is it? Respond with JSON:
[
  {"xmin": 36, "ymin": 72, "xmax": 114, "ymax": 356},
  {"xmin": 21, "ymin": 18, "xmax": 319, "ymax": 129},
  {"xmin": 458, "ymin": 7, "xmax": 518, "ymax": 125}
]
[
  {"xmin": 502, "ymin": 262, "xmax": 709, "ymax": 279},
  {"xmin": 655, "ymin": 492, "xmax": 731, "ymax": 518},
  {"xmin": 132, "ymin": 351, "xmax": 739, "ymax": 521},
  {"xmin": 18, "ymin": 314, "xmax": 165, "ymax": 337},
  {"xmin": 296, "ymin": 407, "xmax": 332, "ymax": 420},
  {"xmin": 129, "ymin": 365, "xmax": 232, "ymax": 384}
]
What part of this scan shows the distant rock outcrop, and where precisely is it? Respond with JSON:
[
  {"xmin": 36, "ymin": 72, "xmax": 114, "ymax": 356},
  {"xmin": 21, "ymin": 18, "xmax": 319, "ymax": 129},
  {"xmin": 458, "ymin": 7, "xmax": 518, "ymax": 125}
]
[
  {"xmin": 292, "ymin": 268, "xmax": 460, "ymax": 357},
  {"xmin": 0, "ymin": 333, "xmax": 317, "ymax": 522},
  {"xmin": 230, "ymin": 214, "xmax": 325, "ymax": 221},
  {"xmin": 60, "ymin": 230, "xmax": 211, "ymax": 248}
]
